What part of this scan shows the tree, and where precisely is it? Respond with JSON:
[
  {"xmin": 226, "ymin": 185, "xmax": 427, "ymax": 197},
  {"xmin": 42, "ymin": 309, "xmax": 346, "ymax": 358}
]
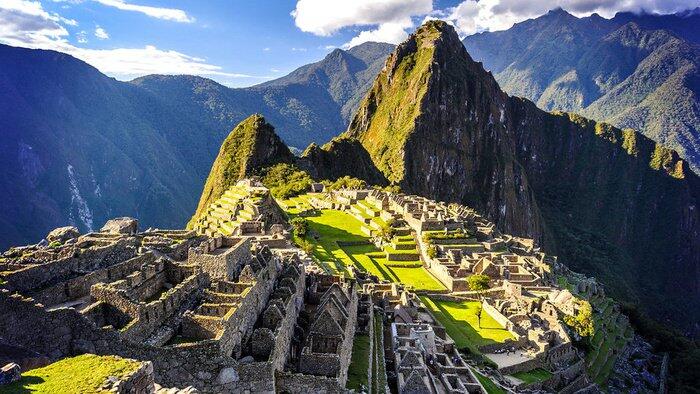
[
  {"xmin": 297, "ymin": 239, "xmax": 315, "ymax": 255},
  {"xmin": 468, "ymin": 274, "xmax": 491, "ymax": 328},
  {"xmin": 427, "ymin": 245, "xmax": 437, "ymax": 259},
  {"xmin": 564, "ymin": 300, "xmax": 595, "ymax": 338},
  {"xmin": 289, "ymin": 217, "xmax": 308, "ymax": 239},
  {"xmin": 380, "ymin": 219, "xmax": 396, "ymax": 241}
]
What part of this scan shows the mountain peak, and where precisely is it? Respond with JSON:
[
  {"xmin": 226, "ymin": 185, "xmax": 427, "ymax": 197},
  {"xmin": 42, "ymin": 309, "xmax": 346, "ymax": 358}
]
[{"xmin": 188, "ymin": 114, "xmax": 293, "ymax": 226}]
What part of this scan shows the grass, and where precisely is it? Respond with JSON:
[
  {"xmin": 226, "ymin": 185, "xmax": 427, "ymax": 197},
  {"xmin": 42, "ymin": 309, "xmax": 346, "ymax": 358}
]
[
  {"xmin": 420, "ymin": 296, "xmax": 514, "ymax": 354},
  {"xmin": 2, "ymin": 354, "xmax": 140, "ymax": 393},
  {"xmin": 474, "ymin": 371, "xmax": 506, "ymax": 394},
  {"xmin": 346, "ymin": 335, "xmax": 371, "ymax": 391},
  {"xmin": 371, "ymin": 316, "xmax": 387, "ymax": 393},
  {"xmin": 511, "ymin": 368, "xmax": 553, "ymax": 384},
  {"xmin": 281, "ymin": 203, "xmax": 446, "ymax": 292}
]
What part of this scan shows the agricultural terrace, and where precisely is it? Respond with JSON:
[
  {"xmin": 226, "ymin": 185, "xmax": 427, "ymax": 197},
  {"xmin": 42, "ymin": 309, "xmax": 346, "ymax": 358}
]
[
  {"xmin": 420, "ymin": 296, "xmax": 514, "ymax": 354},
  {"xmin": 279, "ymin": 195, "xmax": 446, "ymax": 292}
]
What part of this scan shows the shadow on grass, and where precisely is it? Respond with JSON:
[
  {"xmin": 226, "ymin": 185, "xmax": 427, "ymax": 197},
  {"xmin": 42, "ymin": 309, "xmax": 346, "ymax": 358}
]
[{"xmin": 2, "ymin": 375, "xmax": 45, "ymax": 393}]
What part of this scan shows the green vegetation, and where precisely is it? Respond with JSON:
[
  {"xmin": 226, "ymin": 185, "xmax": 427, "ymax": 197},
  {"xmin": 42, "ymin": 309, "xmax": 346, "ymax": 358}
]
[
  {"xmin": 47, "ymin": 241, "xmax": 61, "ymax": 248},
  {"xmin": 261, "ymin": 163, "xmax": 313, "ymax": 199},
  {"xmin": 564, "ymin": 299, "xmax": 595, "ymax": 337},
  {"xmin": 189, "ymin": 114, "xmax": 292, "ymax": 226},
  {"xmin": 289, "ymin": 217, "xmax": 308, "ymax": 238},
  {"xmin": 322, "ymin": 176, "xmax": 367, "ymax": 190},
  {"xmin": 2, "ymin": 354, "xmax": 140, "ymax": 393},
  {"xmin": 422, "ymin": 229, "xmax": 470, "ymax": 243},
  {"xmin": 346, "ymin": 22, "xmax": 444, "ymax": 182},
  {"xmin": 474, "ymin": 371, "xmax": 506, "ymax": 394},
  {"xmin": 346, "ymin": 335, "xmax": 370, "ymax": 391},
  {"xmin": 371, "ymin": 316, "xmax": 387, "ymax": 393},
  {"xmin": 511, "ymin": 368, "xmax": 553, "ymax": 384},
  {"xmin": 279, "ymin": 201, "xmax": 444, "ymax": 291},
  {"xmin": 420, "ymin": 296, "xmax": 514, "ymax": 354}
]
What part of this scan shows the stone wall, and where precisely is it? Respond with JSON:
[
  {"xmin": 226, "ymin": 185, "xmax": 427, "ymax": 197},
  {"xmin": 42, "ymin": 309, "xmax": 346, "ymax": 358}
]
[
  {"xmin": 275, "ymin": 371, "xmax": 347, "ymax": 394},
  {"xmin": 3, "ymin": 238, "xmax": 138, "ymax": 294}
]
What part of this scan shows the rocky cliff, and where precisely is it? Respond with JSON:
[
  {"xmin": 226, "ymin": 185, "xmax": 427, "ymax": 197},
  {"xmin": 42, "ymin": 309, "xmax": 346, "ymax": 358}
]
[
  {"xmin": 327, "ymin": 20, "xmax": 699, "ymax": 329},
  {"xmin": 188, "ymin": 114, "xmax": 293, "ymax": 226}
]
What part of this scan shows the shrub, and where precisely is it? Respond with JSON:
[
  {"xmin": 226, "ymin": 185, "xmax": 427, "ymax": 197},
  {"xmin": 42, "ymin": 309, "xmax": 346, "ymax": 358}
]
[
  {"xmin": 48, "ymin": 241, "xmax": 61, "ymax": 248},
  {"xmin": 297, "ymin": 239, "xmax": 315, "ymax": 255},
  {"xmin": 323, "ymin": 176, "xmax": 367, "ymax": 191},
  {"xmin": 564, "ymin": 300, "xmax": 594, "ymax": 338},
  {"xmin": 289, "ymin": 217, "xmax": 308, "ymax": 239},
  {"xmin": 261, "ymin": 163, "xmax": 313, "ymax": 199},
  {"xmin": 427, "ymin": 245, "xmax": 437, "ymax": 258}
]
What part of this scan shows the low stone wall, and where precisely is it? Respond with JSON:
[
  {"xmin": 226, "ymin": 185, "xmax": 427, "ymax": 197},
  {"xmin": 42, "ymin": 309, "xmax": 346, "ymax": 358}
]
[
  {"xmin": 275, "ymin": 371, "xmax": 347, "ymax": 394},
  {"xmin": 108, "ymin": 360, "xmax": 155, "ymax": 393}
]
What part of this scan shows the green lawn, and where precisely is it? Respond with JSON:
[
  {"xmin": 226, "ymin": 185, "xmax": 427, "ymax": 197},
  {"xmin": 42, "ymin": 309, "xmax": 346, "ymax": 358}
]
[
  {"xmin": 281, "ymin": 205, "xmax": 446, "ymax": 292},
  {"xmin": 474, "ymin": 371, "xmax": 506, "ymax": 394},
  {"xmin": 346, "ymin": 335, "xmax": 371, "ymax": 391},
  {"xmin": 2, "ymin": 354, "xmax": 140, "ymax": 393},
  {"xmin": 511, "ymin": 368, "xmax": 553, "ymax": 384},
  {"xmin": 420, "ymin": 296, "xmax": 514, "ymax": 353}
]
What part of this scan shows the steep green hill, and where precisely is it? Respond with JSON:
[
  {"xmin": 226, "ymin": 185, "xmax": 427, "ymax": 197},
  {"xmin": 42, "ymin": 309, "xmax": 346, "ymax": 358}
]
[
  {"xmin": 314, "ymin": 20, "xmax": 700, "ymax": 333},
  {"xmin": 463, "ymin": 9, "xmax": 700, "ymax": 172},
  {"xmin": 189, "ymin": 114, "xmax": 292, "ymax": 226}
]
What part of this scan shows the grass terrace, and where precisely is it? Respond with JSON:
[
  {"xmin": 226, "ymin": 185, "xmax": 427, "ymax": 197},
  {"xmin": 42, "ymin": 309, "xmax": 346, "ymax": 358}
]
[
  {"xmin": 474, "ymin": 371, "xmax": 506, "ymax": 394},
  {"xmin": 510, "ymin": 368, "xmax": 553, "ymax": 384},
  {"xmin": 2, "ymin": 354, "xmax": 141, "ymax": 393},
  {"xmin": 420, "ymin": 296, "xmax": 514, "ymax": 354},
  {"xmin": 279, "ymin": 198, "xmax": 446, "ymax": 291},
  {"xmin": 346, "ymin": 335, "xmax": 370, "ymax": 391}
]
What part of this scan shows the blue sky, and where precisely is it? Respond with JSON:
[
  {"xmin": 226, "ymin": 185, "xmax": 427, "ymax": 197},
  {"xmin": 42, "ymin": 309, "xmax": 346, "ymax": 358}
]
[{"xmin": 1, "ymin": 0, "xmax": 697, "ymax": 87}]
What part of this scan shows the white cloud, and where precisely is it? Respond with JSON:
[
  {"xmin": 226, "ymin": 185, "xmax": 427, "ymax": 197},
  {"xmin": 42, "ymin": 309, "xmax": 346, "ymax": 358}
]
[
  {"xmin": 262, "ymin": 47, "xmax": 270, "ymax": 51},
  {"xmin": 291, "ymin": 0, "xmax": 432, "ymax": 47},
  {"xmin": 94, "ymin": 0, "xmax": 194, "ymax": 23},
  {"xmin": 445, "ymin": 0, "xmax": 700, "ymax": 36},
  {"xmin": 0, "ymin": 0, "xmax": 264, "ymax": 83},
  {"xmin": 94, "ymin": 25, "xmax": 109, "ymax": 39},
  {"xmin": 76, "ymin": 30, "xmax": 87, "ymax": 43},
  {"xmin": 342, "ymin": 19, "xmax": 413, "ymax": 49},
  {"xmin": 291, "ymin": 47, "xmax": 307, "ymax": 52}
]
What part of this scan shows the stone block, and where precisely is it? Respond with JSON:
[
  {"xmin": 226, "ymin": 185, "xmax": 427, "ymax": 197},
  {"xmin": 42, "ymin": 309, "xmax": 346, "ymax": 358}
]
[
  {"xmin": 46, "ymin": 226, "xmax": 80, "ymax": 244},
  {"xmin": 0, "ymin": 363, "xmax": 21, "ymax": 386},
  {"xmin": 101, "ymin": 217, "xmax": 139, "ymax": 235}
]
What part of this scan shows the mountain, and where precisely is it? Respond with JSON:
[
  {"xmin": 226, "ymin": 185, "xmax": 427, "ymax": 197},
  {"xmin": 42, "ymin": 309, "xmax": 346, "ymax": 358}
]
[
  {"xmin": 0, "ymin": 42, "xmax": 392, "ymax": 250},
  {"xmin": 132, "ymin": 42, "xmax": 394, "ymax": 149},
  {"xmin": 312, "ymin": 20, "xmax": 700, "ymax": 331},
  {"xmin": 189, "ymin": 114, "xmax": 293, "ymax": 225},
  {"xmin": 463, "ymin": 8, "xmax": 700, "ymax": 172}
]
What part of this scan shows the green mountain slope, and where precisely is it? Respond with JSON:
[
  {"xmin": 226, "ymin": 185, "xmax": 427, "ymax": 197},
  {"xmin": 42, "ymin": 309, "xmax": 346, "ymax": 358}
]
[
  {"xmin": 463, "ymin": 9, "xmax": 700, "ymax": 172},
  {"xmin": 189, "ymin": 114, "xmax": 293, "ymax": 226},
  {"xmin": 314, "ymin": 20, "xmax": 700, "ymax": 332}
]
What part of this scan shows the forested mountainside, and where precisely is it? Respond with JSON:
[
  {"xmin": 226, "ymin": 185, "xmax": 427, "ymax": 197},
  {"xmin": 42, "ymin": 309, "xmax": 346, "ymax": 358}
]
[
  {"xmin": 308, "ymin": 20, "xmax": 700, "ymax": 332},
  {"xmin": 463, "ymin": 8, "xmax": 700, "ymax": 173},
  {"xmin": 0, "ymin": 42, "xmax": 392, "ymax": 250},
  {"xmin": 132, "ymin": 41, "xmax": 394, "ymax": 149}
]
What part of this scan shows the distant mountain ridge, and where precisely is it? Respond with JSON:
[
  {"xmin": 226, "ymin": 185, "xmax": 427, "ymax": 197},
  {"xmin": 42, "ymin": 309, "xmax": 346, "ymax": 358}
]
[
  {"xmin": 463, "ymin": 8, "xmax": 700, "ymax": 172},
  {"xmin": 0, "ymin": 41, "xmax": 393, "ymax": 249},
  {"xmin": 132, "ymin": 42, "xmax": 394, "ymax": 149}
]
